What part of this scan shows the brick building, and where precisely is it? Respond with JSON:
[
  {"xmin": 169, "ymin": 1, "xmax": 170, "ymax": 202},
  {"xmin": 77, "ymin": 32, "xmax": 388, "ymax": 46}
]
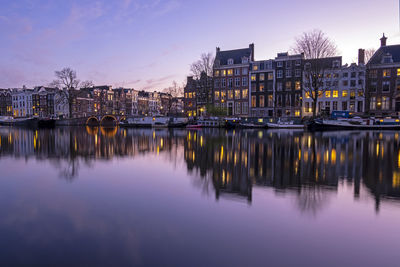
[{"xmin": 250, "ymin": 60, "xmax": 275, "ymax": 117}]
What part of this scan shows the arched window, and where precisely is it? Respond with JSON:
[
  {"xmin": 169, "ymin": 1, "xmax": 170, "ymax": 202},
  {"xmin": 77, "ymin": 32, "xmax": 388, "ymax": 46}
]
[{"xmin": 227, "ymin": 58, "xmax": 234, "ymax": 65}]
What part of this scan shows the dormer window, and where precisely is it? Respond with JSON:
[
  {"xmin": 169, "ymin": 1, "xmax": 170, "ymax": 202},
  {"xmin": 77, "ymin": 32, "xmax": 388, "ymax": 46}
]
[
  {"xmin": 382, "ymin": 54, "xmax": 393, "ymax": 64},
  {"xmin": 242, "ymin": 57, "xmax": 249, "ymax": 64},
  {"xmin": 332, "ymin": 60, "xmax": 340, "ymax": 68},
  {"xmin": 227, "ymin": 58, "xmax": 234, "ymax": 65}
]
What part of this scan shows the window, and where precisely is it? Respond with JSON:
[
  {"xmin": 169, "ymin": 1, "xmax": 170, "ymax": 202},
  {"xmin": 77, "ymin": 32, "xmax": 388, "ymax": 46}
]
[
  {"xmin": 242, "ymin": 102, "xmax": 248, "ymax": 114},
  {"xmin": 286, "ymin": 70, "xmax": 292, "ymax": 78},
  {"xmin": 397, "ymin": 68, "xmax": 400, "ymax": 77},
  {"xmin": 242, "ymin": 57, "xmax": 249, "ymax": 64},
  {"xmin": 259, "ymin": 95, "xmax": 265, "ymax": 107},
  {"xmin": 242, "ymin": 68, "xmax": 248, "ymax": 75},
  {"xmin": 383, "ymin": 81, "xmax": 390, "ymax": 91},
  {"xmin": 242, "ymin": 89, "xmax": 248, "ymax": 99},
  {"xmin": 305, "ymin": 102, "xmax": 310, "ymax": 112},
  {"xmin": 260, "ymin": 84, "xmax": 264, "ymax": 92},
  {"xmin": 215, "ymin": 70, "xmax": 220, "ymax": 77},
  {"xmin": 295, "ymin": 69, "xmax": 301, "ymax": 77},
  {"xmin": 251, "ymin": 96, "xmax": 256, "ymax": 107},
  {"xmin": 268, "ymin": 95, "xmax": 273, "ymax": 107},
  {"xmin": 370, "ymin": 97, "xmax": 376, "ymax": 110},
  {"xmin": 214, "ymin": 91, "xmax": 220, "ymax": 100},
  {"xmin": 221, "ymin": 79, "xmax": 226, "ymax": 87},
  {"xmin": 342, "ymin": 101, "xmax": 348, "ymax": 110},
  {"xmin": 228, "ymin": 90, "xmax": 233, "ymax": 99},
  {"xmin": 235, "ymin": 90, "xmax": 241, "ymax": 99},
  {"xmin": 277, "ymin": 70, "xmax": 283, "ymax": 78},
  {"xmin": 253, "ymin": 64, "xmax": 259, "ymax": 71},
  {"xmin": 295, "ymin": 60, "xmax": 301, "ymax": 66},
  {"xmin": 286, "ymin": 81, "xmax": 292, "ymax": 90},
  {"xmin": 350, "ymin": 90, "xmax": 355, "ymax": 98},
  {"xmin": 286, "ymin": 61, "xmax": 292, "ymax": 69},
  {"xmin": 251, "ymin": 75, "xmax": 256, "ymax": 81},
  {"xmin": 277, "ymin": 61, "xmax": 283, "ymax": 68},
  {"xmin": 369, "ymin": 70, "xmax": 377, "ymax": 78},
  {"xmin": 260, "ymin": 74, "xmax": 265, "ymax": 81},
  {"xmin": 235, "ymin": 68, "xmax": 240, "ymax": 75},
  {"xmin": 333, "ymin": 101, "xmax": 338, "ymax": 111},
  {"xmin": 342, "ymin": 90, "xmax": 348, "ymax": 97},
  {"xmin": 397, "ymin": 80, "xmax": 400, "ymax": 91},
  {"xmin": 358, "ymin": 90, "xmax": 364, "ymax": 97},
  {"xmin": 325, "ymin": 91, "xmax": 331, "ymax": 98},
  {"xmin": 343, "ymin": 72, "xmax": 349, "ymax": 78},
  {"xmin": 227, "ymin": 69, "xmax": 233, "ymax": 76},
  {"xmin": 235, "ymin": 102, "xmax": 241, "ymax": 114},
  {"xmin": 221, "ymin": 90, "xmax": 226, "ymax": 100},
  {"xmin": 221, "ymin": 70, "xmax": 226, "ymax": 76},
  {"xmin": 277, "ymin": 82, "xmax": 283, "ymax": 91},
  {"xmin": 228, "ymin": 78, "xmax": 233, "ymax": 88},
  {"xmin": 228, "ymin": 59, "xmax": 234, "ymax": 65},
  {"xmin": 383, "ymin": 69, "xmax": 391, "ymax": 77},
  {"xmin": 235, "ymin": 77, "xmax": 240, "ymax": 87},
  {"xmin": 305, "ymin": 92, "xmax": 311, "ymax": 98},
  {"xmin": 333, "ymin": 90, "xmax": 338, "ymax": 98},
  {"xmin": 343, "ymin": 80, "xmax": 348, "ymax": 86},
  {"xmin": 268, "ymin": 73, "xmax": 273, "ymax": 80},
  {"xmin": 350, "ymin": 80, "xmax": 356, "ymax": 87},
  {"xmin": 370, "ymin": 81, "xmax": 377, "ymax": 92},
  {"xmin": 382, "ymin": 96, "xmax": 390, "ymax": 110},
  {"xmin": 351, "ymin": 72, "xmax": 356, "ymax": 78},
  {"xmin": 242, "ymin": 77, "xmax": 248, "ymax": 86},
  {"xmin": 214, "ymin": 79, "xmax": 220, "ymax": 88}
]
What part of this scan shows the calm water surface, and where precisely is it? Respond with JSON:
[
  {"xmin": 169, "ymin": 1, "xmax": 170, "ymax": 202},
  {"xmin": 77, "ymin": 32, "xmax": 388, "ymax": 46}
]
[{"xmin": 0, "ymin": 126, "xmax": 400, "ymax": 266}]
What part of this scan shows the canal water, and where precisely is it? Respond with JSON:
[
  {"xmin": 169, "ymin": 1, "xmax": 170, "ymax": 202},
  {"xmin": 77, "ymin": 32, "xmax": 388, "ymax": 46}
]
[{"xmin": 0, "ymin": 127, "xmax": 400, "ymax": 266}]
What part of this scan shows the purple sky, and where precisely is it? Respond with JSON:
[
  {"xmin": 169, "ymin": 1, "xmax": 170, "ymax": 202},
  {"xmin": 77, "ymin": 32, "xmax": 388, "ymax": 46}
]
[{"xmin": 0, "ymin": 0, "xmax": 399, "ymax": 91}]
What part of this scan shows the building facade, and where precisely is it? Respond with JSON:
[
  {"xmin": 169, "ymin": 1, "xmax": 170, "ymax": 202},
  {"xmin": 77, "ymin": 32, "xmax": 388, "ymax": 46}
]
[
  {"xmin": 250, "ymin": 60, "xmax": 275, "ymax": 117},
  {"xmin": 274, "ymin": 52, "xmax": 304, "ymax": 118},
  {"xmin": 184, "ymin": 71, "xmax": 213, "ymax": 117},
  {"xmin": 366, "ymin": 34, "xmax": 400, "ymax": 116},
  {"xmin": 213, "ymin": 44, "xmax": 254, "ymax": 117}
]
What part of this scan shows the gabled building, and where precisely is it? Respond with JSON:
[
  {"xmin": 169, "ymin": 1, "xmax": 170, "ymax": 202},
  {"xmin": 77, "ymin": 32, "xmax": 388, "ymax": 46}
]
[
  {"xmin": 213, "ymin": 44, "xmax": 254, "ymax": 117},
  {"xmin": 184, "ymin": 71, "xmax": 213, "ymax": 117},
  {"xmin": 0, "ymin": 89, "xmax": 12, "ymax": 116},
  {"xmin": 366, "ymin": 34, "xmax": 400, "ymax": 116}
]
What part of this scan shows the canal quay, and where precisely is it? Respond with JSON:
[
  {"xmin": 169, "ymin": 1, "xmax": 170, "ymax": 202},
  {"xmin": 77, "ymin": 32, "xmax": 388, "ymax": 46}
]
[{"xmin": 1, "ymin": 126, "xmax": 400, "ymax": 266}]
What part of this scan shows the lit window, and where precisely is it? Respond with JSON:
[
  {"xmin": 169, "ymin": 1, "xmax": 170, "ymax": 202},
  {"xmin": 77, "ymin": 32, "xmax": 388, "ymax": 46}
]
[
  {"xmin": 251, "ymin": 75, "xmax": 256, "ymax": 81},
  {"xmin": 251, "ymin": 96, "xmax": 256, "ymax": 107},
  {"xmin": 268, "ymin": 73, "xmax": 273, "ymax": 80},
  {"xmin": 235, "ymin": 90, "xmax": 241, "ymax": 99},
  {"xmin": 259, "ymin": 95, "xmax": 265, "ymax": 107},
  {"xmin": 227, "ymin": 69, "xmax": 233, "ymax": 76},
  {"xmin": 253, "ymin": 65, "xmax": 259, "ymax": 71},
  {"xmin": 215, "ymin": 70, "xmax": 220, "ymax": 77},
  {"xmin": 228, "ymin": 90, "xmax": 233, "ymax": 99},
  {"xmin": 221, "ymin": 70, "xmax": 226, "ymax": 76},
  {"xmin": 342, "ymin": 90, "xmax": 348, "ymax": 97},
  {"xmin": 305, "ymin": 92, "xmax": 310, "ymax": 98},
  {"xmin": 325, "ymin": 91, "xmax": 331, "ymax": 98},
  {"xmin": 397, "ymin": 68, "xmax": 400, "ymax": 76},
  {"xmin": 260, "ymin": 74, "xmax": 265, "ymax": 81},
  {"xmin": 295, "ymin": 81, "xmax": 301, "ymax": 90},
  {"xmin": 383, "ymin": 69, "xmax": 391, "ymax": 77},
  {"xmin": 333, "ymin": 90, "xmax": 338, "ymax": 98},
  {"xmin": 260, "ymin": 84, "xmax": 264, "ymax": 92},
  {"xmin": 242, "ymin": 89, "xmax": 248, "ymax": 99}
]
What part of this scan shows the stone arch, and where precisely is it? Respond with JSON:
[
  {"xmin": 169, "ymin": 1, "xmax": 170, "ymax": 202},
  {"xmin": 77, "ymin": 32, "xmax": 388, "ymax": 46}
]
[
  {"xmin": 86, "ymin": 116, "xmax": 99, "ymax": 126},
  {"xmin": 100, "ymin": 115, "xmax": 118, "ymax": 127}
]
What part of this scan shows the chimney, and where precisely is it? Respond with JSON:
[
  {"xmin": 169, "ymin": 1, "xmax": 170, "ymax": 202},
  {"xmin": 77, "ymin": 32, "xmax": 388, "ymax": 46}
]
[
  {"xmin": 358, "ymin": 49, "xmax": 365, "ymax": 65},
  {"xmin": 216, "ymin": 47, "xmax": 220, "ymax": 54},
  {"xmin": 380, "ymin": 33, "xmax": 387, "ymax": 47},
  {"xmin": 249, "ymin": 43, "xmax": 254, "ymax": 61}
]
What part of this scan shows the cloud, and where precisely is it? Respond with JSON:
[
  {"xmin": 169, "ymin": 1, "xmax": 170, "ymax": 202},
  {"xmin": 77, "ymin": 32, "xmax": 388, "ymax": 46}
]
[
  {"xmin": 152, "ymin": 0, "xmax": 180, "ymax": 17},
  {"xmin": 141, "ymin": 75, "xmax": 176, "ymax": 90}
]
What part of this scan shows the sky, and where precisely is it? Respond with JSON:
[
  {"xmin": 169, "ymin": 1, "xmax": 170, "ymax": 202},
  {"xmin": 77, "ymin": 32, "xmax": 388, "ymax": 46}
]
[{"xmin": 0, "ymin": 0, "xmax": 399, "ymax": 91}]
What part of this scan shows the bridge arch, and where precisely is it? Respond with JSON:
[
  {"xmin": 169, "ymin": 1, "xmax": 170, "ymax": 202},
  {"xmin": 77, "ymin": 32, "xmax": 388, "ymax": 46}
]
[
  {"xmin": 100, "ymin": 115, "xmax": 118, "ymax": 127},
  {"xmin": 86, "ymin": 116, "xmax": 99, "ymax": 126}
]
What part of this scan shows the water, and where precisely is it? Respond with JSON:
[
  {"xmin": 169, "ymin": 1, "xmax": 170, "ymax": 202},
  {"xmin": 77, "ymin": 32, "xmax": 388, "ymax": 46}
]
[{"xmin": 0, "ymin": 126, "xmax": 400, "ymax": 266}]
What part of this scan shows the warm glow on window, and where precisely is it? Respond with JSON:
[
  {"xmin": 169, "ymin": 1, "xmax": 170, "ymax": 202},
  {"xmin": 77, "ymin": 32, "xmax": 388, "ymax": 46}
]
[
  {"xmin": 251, "ymin": 75, "xmax": 256, "ymax": 81},
  {"xmin": 333, "ymin": 90, "xmax": 338, "ymax": 98},
  {"xmin": 342, "ymin": 90, "xmax": 348, "ymax": 97},
  {"xmin": 253, "ymin": 65, "xmax": 258, "ymax": 71},
  {"xmin": 215, "ymin": 70, "xmax": 220, "ymax": 76},
  {"xmin": 227, "ymin": 69, "xmax": 233, "ymax": 76},
  {"xmin": 383, "ymin": 69, "xmax": 391, "ymax": 77},
  {"xmin": 221, "ymin": 70, "xmax": 226, "ymax": 76},
  {"xmin": 325, "ymin": 91, "xmax": 331, "ymax": 98}
]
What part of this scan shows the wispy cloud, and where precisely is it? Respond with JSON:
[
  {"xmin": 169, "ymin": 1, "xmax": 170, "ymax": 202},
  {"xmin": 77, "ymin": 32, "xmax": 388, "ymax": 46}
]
[{"xmin": 152, "ymin": 0, "xmax": 180, "ymax": 17}]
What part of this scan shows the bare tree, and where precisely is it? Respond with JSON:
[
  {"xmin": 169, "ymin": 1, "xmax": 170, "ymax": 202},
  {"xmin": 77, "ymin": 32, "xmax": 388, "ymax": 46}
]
[
  {"xmin": 51, "ymin": 67, "xmax": 81, "ymax": 118},
  {"xmin": 365, "ymin": 48, "xmax": 376, "ymax": 64},
  {"xmin": 80, "ymin": 80, "xmax": 94, "ymax": 88},
  {"xmin": 190, "ymin": 52, "xmax": 214, "ymax": 79},
  {"xmin": 292, "ymin": 29, "xmax": 338, "ymax": 117}
]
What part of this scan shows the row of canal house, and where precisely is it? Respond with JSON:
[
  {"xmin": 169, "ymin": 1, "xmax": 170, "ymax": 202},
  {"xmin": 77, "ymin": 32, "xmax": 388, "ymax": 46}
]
[{"xmin": 184, "ymin": 34, "xmax": 400, "ymax": 118}]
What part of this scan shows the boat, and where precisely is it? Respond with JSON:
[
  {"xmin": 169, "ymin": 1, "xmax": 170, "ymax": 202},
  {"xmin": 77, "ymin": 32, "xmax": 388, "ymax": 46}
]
[
  {"xmin": 120, "ymin": 117, "xmax": 169, "ymax": 128},
  {"xmin": 239, "ymin": 118, "xmax": 268, "ymax": 128},
  {"xmin": 267, "ymin": 119, "xmax": 304, "ymax": 129},
  {"xmin": 186, "ymin": 123, "xmax": 203, "ymax": 129},
  {"xmin": 0, "ymin": 117, "xmax": 38, "ymax": 127},
  {"xmin": 309, "ymin": 118, "xmax": 400, "ymax": 130},
  {"xmin": 168, "ymin": 117, "xmax": 188, "ymax": 128},
  {"xmin": 38, "ymin": 118, "xmax": 56, "ymax": 128},
  {"xmin": 225, "ymin": 118, "xmax": 240, "ymax": 129},
  {"xmin": 197, "ymin": 118, "xmax": 225, "ymax": 128}
]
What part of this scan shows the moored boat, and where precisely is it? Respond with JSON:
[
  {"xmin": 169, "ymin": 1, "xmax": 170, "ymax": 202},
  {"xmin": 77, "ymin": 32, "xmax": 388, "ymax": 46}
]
[
  {"xmin": 168, "ymin": 117, "xmax": 188, "ymax": 128},
  {"xmin": 309, "ymin": 118, "xmax": 400, "ymax": 130},
  {"xmin": 267, "ymin": 119, "xmax": 304, "ymax": 129}
]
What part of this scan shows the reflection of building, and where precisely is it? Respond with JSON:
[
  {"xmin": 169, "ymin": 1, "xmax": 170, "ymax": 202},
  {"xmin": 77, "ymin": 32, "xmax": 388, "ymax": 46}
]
[
  {"xmin": 213, "ymin": 44, "xmax": 254, "ymax": 117},
  {"xmin": 184, "ymin": 72, "xmax": 213, "ymax": 117},
  {"xmin": 366, "ymin": 34, "xmax": 400, "ymax": 116}
]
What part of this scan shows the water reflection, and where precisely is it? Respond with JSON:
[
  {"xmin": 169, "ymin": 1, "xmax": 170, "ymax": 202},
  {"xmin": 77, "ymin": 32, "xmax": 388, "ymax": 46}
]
[{"xmin": 1, "ymin": 126, "xmax": 400, "ymax": 213}]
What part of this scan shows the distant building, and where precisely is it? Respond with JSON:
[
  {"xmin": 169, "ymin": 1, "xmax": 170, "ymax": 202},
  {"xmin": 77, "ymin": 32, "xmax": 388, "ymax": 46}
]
[
  {"xmin": 366, "ymin": 34, "xmax": 400, "ymax": 116},
  {"xmin": 274, "ymin": 52, "xmax": 304, "ymax": 118},
  {"xmin": 213, "ymin": 44, "xmax": 254, "ymax": 117},
  {"xmin": 250, "ymin": 60, "xmax": 275, "ymax": 117},
  {"xmin": 184, "ymin": 71, "xmax": 213, "ymax": 117},
  {"xmin": 0, "ymin": 89, "xmax": 12, "ymax": 116},
  {"xmin": 11, "ymin": 88, "xmax": 33, "ymax": 117}
]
